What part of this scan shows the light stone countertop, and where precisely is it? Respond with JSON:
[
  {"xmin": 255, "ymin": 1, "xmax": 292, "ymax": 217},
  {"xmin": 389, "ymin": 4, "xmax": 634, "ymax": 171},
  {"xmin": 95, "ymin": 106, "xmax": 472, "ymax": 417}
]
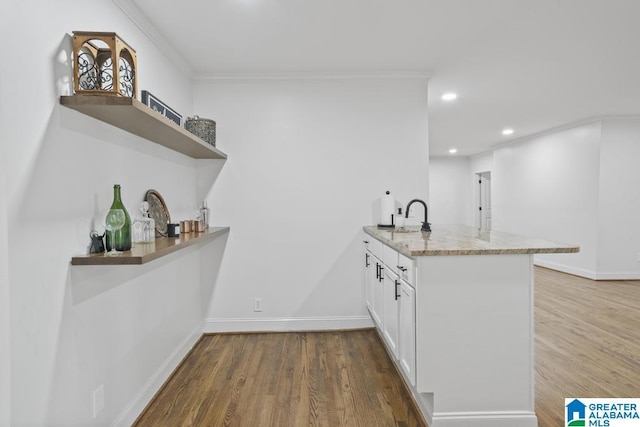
[{"xmin": 363, "ymin": 225, "xmax": 579, "ymax": 257}]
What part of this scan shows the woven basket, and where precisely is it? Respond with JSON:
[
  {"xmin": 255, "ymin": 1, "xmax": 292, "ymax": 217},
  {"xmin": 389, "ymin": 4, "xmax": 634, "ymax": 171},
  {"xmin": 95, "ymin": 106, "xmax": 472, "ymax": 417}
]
[{"xmin": 185, "ymin": 116, "xmax": 216, "ymax": 146}]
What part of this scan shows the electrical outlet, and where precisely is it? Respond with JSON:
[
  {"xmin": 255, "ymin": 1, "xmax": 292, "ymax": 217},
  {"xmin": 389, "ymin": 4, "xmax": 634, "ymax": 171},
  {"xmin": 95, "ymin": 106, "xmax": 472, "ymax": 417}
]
[
  {"xmin": 93, "ymin": 384, "xmax": 104, "ymax": 418},
  {"xmin": 408, "ymin": 206, "xmax": 416, "ymax": 217},
  {"xmin": 637, "ymin": 252, "xmax": 640, "ymax": 262},
  {"xmin": 253, "ymin": 298, "xmax": 263, "ymax": 312}
]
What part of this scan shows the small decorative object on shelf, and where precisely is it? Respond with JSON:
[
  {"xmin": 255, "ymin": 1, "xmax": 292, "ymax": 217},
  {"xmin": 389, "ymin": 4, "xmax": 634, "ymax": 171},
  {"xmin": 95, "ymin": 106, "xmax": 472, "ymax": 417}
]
[
  {"xmin": 199, "ymin": 200, "xmax": 210, "ymax": 228},
  {"xmin": 167, "ymin": 223, "xmax": 179, "ymax": 238},
  {"xmin": 72, "ymin": 31, "xmax": 138, "ymax": 98},
  {"xmin": 105, "ymin": 208, "xmax": 126, "ymax": 256},
  {"xmin": 88, "ymin": 230, "xmax": 105, "ymax": 254},
  {"xmin": 132, "ymin": 201, "xmax": 156, "ymax": 244},
  {"xmin": 145, "ymin": 189, "xmax": 170, "ymax": 237},
  {"xmin": 141, "ymin": 90, "xmax": 182, "ymax": 126},
  {"xmin": 105, "ymin": 185, "xmax": 132, "ymax": 252},
  {"xmin": 185, "ymin": 115, "xmax": 216, "ymax": 146},
  {"xmin": 180, "ymin": 220, "xmax": 191, "ymax": 233}
]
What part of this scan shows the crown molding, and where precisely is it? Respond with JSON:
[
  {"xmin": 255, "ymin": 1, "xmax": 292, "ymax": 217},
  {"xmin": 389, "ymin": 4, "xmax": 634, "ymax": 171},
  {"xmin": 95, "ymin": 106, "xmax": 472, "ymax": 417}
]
[
  {"xmin": 192, "ymin": 71, "xmax": 432, "ymax": 83},
  {"xmin": 113, "ymin": 0, "xmax": 431, "ymax": 84},
  {"xmin": 112, "ymin": 0, "xmax": 193, "ymax": 78},
  {"xmin": 462, "ymin": 115, "xmax": 640, "ymax": 159},
  {"xmin": 489, "ymin": 114, "xmax": 640, "ymax": 153}
]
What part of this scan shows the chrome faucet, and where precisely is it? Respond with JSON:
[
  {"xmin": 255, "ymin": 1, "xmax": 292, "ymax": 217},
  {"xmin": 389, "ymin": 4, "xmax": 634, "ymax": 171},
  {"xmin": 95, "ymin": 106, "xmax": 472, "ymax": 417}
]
[{"xmin": 405, "ymin": 199, "xmax": 431, "ymax": 232}]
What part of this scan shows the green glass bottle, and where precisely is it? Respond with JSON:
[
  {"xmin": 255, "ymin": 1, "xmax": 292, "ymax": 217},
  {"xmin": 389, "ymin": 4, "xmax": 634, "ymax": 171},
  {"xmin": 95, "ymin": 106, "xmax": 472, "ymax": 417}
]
[{"xmin": 105, "ymin": 184, "xmax": 132, "ymax": 251}]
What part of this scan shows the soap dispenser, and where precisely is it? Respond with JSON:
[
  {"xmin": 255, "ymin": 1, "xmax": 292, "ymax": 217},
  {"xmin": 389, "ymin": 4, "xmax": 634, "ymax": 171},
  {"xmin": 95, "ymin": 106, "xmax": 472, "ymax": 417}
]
[{"xmin": 395, "ymin": 207, "xmax": 405, "ymax": 228}]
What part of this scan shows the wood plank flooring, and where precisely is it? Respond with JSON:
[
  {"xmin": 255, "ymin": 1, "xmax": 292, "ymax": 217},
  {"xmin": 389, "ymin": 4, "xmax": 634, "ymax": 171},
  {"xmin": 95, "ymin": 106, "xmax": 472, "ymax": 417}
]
[
  {"xmin": 134, "ymin": 329, "xmax": 425, "ymax": 427},
  {"xmin": 535, "ymin": 267, "xmax": 640, "ymax": 426},
  {"xmin": 135, "ymin": 266, "xmax": 640, "ymax": 426}
]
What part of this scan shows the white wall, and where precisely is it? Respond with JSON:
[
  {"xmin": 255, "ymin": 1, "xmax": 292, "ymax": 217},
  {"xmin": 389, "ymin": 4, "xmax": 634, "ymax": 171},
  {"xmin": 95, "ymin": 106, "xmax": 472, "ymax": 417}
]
[
  {"xmin": 1, "ymin": 3, "xmax": 13, "ymax": 423},
  {"xmin": 2, "ymin": 0, "xmax": 222, "ymax": 425},
  {"xmin": 470, "ymin": 151, "xmax": 493, "ymax": 175},
  {"xmin": 437, "ymin": 120, "xmax": 640, "ymax": 279},
  {"xmin": 192, "ymin": 77, "xmax": 430, "ymax": 331},
  {"xmin": 597, "ymin": 118, "xmax": 640, "ymax": 277},
  {"xmin": 0, "ymin": 101, "xmax": 10, "ymax": 427},
  {"xmin": 492, "ymin": 123, "xmax": 601, "ymax": 277},
  {"xmin": 429, "ymin": 156, "xmax": 473, "ymax": 225}
]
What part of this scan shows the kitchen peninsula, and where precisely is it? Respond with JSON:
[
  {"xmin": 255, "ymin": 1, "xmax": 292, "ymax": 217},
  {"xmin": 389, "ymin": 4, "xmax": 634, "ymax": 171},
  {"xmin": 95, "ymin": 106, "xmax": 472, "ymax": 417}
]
[{"xmin": 362, "ymin": 225, "xmax": 578, "ymax": 427}]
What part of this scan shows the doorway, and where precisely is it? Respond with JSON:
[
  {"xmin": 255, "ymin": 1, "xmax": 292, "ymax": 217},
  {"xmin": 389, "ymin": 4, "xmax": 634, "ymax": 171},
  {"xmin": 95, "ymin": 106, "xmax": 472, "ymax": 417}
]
[{"xmin": 477, "ymin": 172, "xmax": 492, "ymax": 230}]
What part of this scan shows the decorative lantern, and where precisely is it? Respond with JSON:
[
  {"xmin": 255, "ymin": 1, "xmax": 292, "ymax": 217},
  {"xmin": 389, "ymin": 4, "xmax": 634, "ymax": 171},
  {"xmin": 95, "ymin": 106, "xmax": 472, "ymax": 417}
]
[{"xmin": 72, "ymin": 31, "xmax": 138, "ymax": 98}]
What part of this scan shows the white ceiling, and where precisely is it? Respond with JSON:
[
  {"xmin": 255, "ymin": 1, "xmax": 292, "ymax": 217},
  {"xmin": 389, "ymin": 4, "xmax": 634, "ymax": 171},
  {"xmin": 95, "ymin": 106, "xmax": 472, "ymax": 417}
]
[{"xmin": 127, "ymin": 0, "xmax": 640, "ymax": 156}]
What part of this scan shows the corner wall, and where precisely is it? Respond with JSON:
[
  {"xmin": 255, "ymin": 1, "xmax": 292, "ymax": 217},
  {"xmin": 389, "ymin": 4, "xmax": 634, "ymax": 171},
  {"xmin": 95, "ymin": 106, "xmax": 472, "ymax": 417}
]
[
  {"xmin": 492, "ymin": 122, "xmax": 601, "ymax": 277},
  {"xmin": 429, "ymin": 156, "xmax": 473, "ymax": 226},
  {"xmin": 435, "ymin": 119, "xmax": 640, "ymax": 279},
  {"xmin": 3, "ymin": 0, "xmax": 215, "ymax": 425},
  {"xmin": 192, "ymin": 77, "xmax": 430, "ymax": 331},
  {"xmin": 596, "ymin": 118, "xmax": 640, "ymax": 278},
  {"xmin": 0, "ymin": 106, "xmax": 10, "ymax": 427},
  {"xmin": 1, "ymin": 2, "xmax": 13, "ymax": 422}
]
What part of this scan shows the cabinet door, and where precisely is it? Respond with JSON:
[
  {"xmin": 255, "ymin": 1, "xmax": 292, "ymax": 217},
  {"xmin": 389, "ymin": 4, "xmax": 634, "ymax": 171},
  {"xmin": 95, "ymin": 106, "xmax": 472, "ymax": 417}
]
[
  {"xmin": 383, "ymin": 268, "xmax": 400, "ymax": 360},
  {"xmin": 371, "ymin": 256, "xmax": 384, "ymax": 329},
  {"xmin": 364, "ymin": 247, "xmax": 373, "ymax": 311},
  {"xmin": 399, "ymin": 280, "xmax": 416, "ymax": 386}
]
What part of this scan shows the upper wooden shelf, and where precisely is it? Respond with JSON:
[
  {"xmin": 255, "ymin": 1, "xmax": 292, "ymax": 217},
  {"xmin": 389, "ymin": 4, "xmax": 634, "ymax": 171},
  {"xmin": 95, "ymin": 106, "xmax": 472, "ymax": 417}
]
[
  {"xmin": 60, "ymin": 95, "xmax": 227, "ymax": 159},
  {"xmin": 71, "ymin": 226, "xmax": 230, "ymax": 266}
]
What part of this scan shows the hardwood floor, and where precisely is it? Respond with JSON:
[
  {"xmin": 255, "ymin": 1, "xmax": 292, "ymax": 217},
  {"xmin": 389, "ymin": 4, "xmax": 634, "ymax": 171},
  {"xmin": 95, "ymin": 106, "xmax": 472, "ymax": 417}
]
[
  {"xmin": 135, "ymin": 266, "xmax": 640, "ymax": 427},
  {"xmin": 134, "ymin": 329, "xmax": 425, "ymax": 427},
  {"xmin": 534, "ymin": 267, "xmax": 640, "ymax": 426}
]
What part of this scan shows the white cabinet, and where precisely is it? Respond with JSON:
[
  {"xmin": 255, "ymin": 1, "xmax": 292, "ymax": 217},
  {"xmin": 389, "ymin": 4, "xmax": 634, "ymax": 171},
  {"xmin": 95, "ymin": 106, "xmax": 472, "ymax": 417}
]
[
  {"xmin": 364, "ymin": 239, "xmax": 384, "ymax": 328},
  {"xmin": 383, "ymin": 267, "xmax": 400, "ymax": 359},
  {"xmin": 399, "ymin": 280, "xmax": 416, "ymax": 386},
  {"xmin": 363, "ymin": 225, "xmax": 559, "ymax": 426},
  {"xmin": 363, "ymin": 243, "xmax": 373, "ymax": 311},
  {"xmin": 382, "ymin": 244, "xmax": 399, "ymax": 272},
  {"xmin": 397, "ymin": 252, "xmax": 415, "ymax": 286},
  {"xmin": 371, "ymin": 256, "xmax": 384, "ymax": 328},
  {"xmin": 363, "ymin": 237, "xmax": 415, "ymax": 375}
]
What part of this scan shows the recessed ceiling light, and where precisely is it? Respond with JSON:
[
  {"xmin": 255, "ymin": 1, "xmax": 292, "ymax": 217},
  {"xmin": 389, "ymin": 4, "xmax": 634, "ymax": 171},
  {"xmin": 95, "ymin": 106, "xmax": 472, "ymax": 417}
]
[
  {"xmin": 449, "ymin": 148, "xmax": 458, "ymax": 154},
  {"xmin": 502, "ymin": 128, "xmax": 514, "ymax": 135},
  {"xmin": 441, "ymin": 93, "xmax": 457, "ymax": 101}
]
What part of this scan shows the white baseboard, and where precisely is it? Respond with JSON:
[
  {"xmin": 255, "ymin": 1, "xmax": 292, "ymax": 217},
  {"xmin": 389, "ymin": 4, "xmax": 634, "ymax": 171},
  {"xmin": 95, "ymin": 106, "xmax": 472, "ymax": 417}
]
[
  {"xmin": 203, "ymin": 316, "xmax": 374, "ymax": 333},
  {"xmin": 112, "ymin": 324, "xmax": 202, "ymax": 427},
  {"xmin": 534, "ymin": 259, "xmax": 640, "ymax": 280},
  {"xmin": 432, "ymin": 411, "xmax": 537, "ymax": 427},
  {"xmin": 591, "ymin": 272, "xmax": 640, "ymax": 280},
  {"xmin": 534, "ymin": 258, "xmax": 597, "ymax": 279}
]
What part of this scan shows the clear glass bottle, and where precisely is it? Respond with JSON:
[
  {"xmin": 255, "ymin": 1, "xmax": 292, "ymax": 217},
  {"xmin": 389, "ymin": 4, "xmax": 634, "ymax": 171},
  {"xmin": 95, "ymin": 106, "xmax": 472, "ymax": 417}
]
[
  {"xmin": 145, "ymin": 204, "xmax": 155, "ymax": 242},
  {"xmin": 133, "ymin": 202, "xmax": 155, "ymax": 243},
  {"xmin": 199, "ymin": 200, "xmax": 209, "ymax": 229},
  {"xmin": 105, "ymin": 184, "xmax": 132, "ymax": 251}
]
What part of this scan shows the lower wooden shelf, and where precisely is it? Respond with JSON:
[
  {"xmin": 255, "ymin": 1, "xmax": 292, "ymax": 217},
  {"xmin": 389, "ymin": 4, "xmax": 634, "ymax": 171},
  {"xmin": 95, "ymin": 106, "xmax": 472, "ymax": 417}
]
[{"xmin": 71, "ymin": 227, "xmax": 230, "ymax": 266}]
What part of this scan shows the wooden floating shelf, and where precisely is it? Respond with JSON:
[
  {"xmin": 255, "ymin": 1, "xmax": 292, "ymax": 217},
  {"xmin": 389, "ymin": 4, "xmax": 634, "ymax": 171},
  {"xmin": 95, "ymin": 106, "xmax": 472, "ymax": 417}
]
[
  {"xmin": 60, "ymin": 95, "xmax": 227, "ymax": 159},
  {"xmin": 71, "ymin": 227, "xmax": 230, "ymax": 266}
]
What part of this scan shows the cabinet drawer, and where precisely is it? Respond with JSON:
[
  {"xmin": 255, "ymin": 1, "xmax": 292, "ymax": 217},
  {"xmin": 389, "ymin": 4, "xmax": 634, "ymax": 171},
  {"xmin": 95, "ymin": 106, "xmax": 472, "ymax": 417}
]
[
  {"xmin": 382, "ymin": 244, "xmax": 399, "ymax": 273},
  {"xmin": 397, "ymin": 253, "xmax": 415, "ymax": 286},
  {"xmin": 365, "ymin": 238, "xmax": 384, "ymax": 260}
]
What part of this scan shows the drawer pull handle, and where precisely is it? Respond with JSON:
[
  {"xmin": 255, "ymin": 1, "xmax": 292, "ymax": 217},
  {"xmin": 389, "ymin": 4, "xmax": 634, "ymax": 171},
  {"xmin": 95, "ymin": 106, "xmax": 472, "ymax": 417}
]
[
  {"xmin": 397, "ymin": 265, "xmax": 408, "ymax": 272},
  {"xmin": 395, "ymin": 280, "xmax": 401, "ymax": 300}
]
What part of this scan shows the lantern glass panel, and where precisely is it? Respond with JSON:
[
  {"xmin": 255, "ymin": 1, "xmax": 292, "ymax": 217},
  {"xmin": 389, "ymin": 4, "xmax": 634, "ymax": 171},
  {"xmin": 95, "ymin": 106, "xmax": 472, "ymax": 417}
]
[
  {"xmin": 118, "ymin": 50, "xmax": 134, "ymax": 97},
  {"xmin": 77, "ymin": 46, "xmax": 98, "ymax": 90}
]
